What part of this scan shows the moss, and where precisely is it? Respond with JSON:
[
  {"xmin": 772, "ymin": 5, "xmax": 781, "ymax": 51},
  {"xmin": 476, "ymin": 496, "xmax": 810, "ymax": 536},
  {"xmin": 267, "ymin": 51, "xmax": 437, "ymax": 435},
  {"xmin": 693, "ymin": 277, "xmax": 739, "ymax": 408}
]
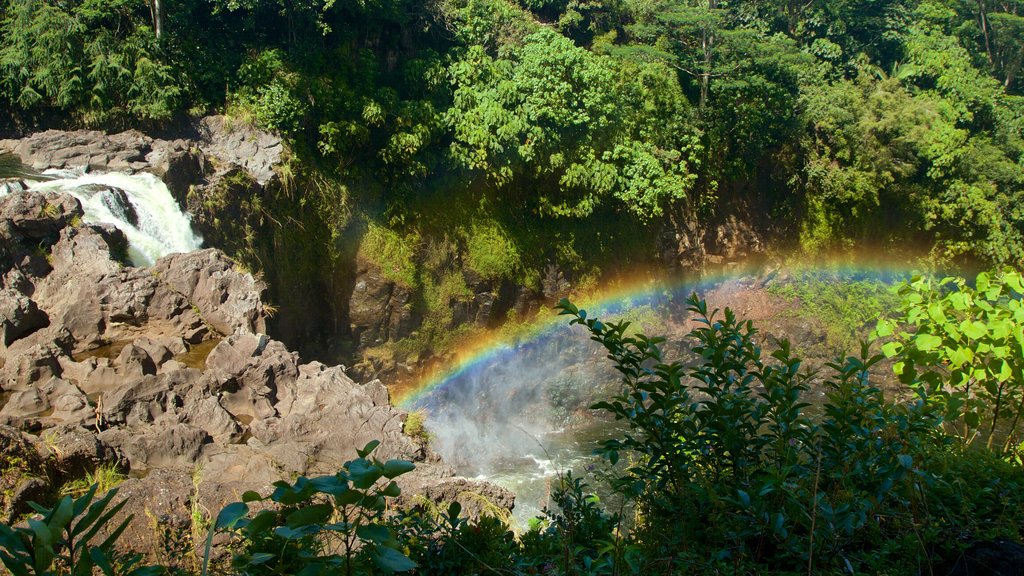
[
  {"xmin": 767, "ymin": 271, "xmax": 903, "ymax": 354},
  {"xmin": 462, "ymin": 220, "xmax": 521, "ymax": 282},
  {"xmin": 358, "ymin": 221, "xmax": 419, "ymax": 288}
]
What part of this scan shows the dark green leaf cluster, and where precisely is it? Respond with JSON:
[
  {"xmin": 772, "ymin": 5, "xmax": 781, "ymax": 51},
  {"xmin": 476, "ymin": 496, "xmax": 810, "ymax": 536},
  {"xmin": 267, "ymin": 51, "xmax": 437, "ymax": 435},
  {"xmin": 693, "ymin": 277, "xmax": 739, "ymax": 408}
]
[
  {"xmin": 0, "ymin": 484, "xmax": 157, "ymax": 576},
  {"xmin": 555, "ymin": 285, "xmax": 1024, "ymax": 573}
]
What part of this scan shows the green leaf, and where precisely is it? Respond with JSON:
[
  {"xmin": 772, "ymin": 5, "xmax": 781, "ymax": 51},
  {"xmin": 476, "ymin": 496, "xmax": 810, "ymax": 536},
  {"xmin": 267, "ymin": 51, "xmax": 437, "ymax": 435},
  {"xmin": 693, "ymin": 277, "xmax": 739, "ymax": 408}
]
[
  {"xmin": 875, "ymin": 319, "xmax": 893, "ymax": 337},
  {"xmin": 381, "ymin": 481, "xmax": 401, "ymax": 497},
  {"xmin": 348, "ymin": 459, "xmax": 384, "ymax": 489},
  {"xmin": 950, "ymin": 346, "xmax": 974, "ymax": 368},
  {"xmin": 915, "ymin": 333, "xmax": 943, "ymax": 352},
  {"xmin": 248, "ymin": 552, "xmax": 275, "ymax": 565},
  {"xmin": 897, "ymin": 454, "xmax": 913, "ymax": 469},
  {"xmin": 998, "ymin": 360, "xmax": 1012, "ymax": 382},
  {"xmin": 962, "ymin": 320, "xmax": 987, "ymax": 340},
  {"xmin": 372, "ymin": 545, "xmax": 417, "ymax": 573},
  {"xmin": 285, "ymin": 504, "xmax": 333, "ymax": 528},
  {"xmin": 243, "ymin": 510, "xmax": 278, "ymax": 537},
  {"xmin": 241, "ymin": 491, "xmax": 262, "ymax": 503},
  {"xmin": 357, "ymin": 440, "xmax": 381, "ymax": 458},
  {"xmin": 356, "ymin": 524, "xmax": 391, "ymax": 544},
  {"xmin": 381, "ymin": 459, "xmax": 415, "ymax": 479},
  {"xmin": 214, "ymin": 502, "xmax": 249, "ymax": 530},
  {"xmin": 882, "ymin": 341, "xmax": 901, "ymax": 357}
]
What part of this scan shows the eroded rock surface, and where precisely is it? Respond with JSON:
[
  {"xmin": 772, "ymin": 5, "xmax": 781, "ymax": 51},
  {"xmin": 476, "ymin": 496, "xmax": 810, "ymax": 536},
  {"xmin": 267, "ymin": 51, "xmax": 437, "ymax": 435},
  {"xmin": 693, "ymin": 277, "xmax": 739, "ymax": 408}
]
[{"xmin": 0, "ymin": 189, "xmax": 511, "ymax": 553}]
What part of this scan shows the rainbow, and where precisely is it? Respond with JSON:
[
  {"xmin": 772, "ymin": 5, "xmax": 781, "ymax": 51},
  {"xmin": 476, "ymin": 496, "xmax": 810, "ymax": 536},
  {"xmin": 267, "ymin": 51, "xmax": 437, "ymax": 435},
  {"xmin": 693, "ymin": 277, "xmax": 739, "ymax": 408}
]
[{"xmin": 392, "ymin": 257, "xmax": 929, "ymax": 409}]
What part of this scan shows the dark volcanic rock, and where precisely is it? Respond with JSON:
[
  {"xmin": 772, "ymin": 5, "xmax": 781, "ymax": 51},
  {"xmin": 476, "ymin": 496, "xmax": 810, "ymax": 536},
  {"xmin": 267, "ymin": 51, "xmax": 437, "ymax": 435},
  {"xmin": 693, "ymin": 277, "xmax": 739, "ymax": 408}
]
[{"xmin": 942, "ymin": 540, "xmax": 1024, "ymax": 576}]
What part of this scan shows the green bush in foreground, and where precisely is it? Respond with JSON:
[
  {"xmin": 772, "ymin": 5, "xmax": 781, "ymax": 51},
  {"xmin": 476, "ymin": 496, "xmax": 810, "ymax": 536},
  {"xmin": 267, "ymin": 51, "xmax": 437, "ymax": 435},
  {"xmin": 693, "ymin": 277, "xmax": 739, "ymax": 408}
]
[{"xmin": 3, "ymin": 270, "xmax": 1023, "ymax": 575}]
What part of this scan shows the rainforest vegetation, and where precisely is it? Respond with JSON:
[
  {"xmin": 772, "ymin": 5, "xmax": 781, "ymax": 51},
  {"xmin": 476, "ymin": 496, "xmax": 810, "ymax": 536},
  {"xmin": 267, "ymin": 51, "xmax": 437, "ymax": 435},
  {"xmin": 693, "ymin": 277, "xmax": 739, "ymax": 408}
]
[
  {"xmin": 1, "ymin": 0, "xmax": 1023, "ymax": 273},
  {"xmin": 2, "ymin": 0, "xmax": 1024, "ymax": 573}
]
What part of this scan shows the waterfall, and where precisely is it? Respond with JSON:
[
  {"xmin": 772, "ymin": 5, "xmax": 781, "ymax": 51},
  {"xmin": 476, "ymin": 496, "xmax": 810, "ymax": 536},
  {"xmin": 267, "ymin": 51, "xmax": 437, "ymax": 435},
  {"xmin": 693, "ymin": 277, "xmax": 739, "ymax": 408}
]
[{"xmin": 11, "ymin": 170, "xmax": 203, "ymax": 267}]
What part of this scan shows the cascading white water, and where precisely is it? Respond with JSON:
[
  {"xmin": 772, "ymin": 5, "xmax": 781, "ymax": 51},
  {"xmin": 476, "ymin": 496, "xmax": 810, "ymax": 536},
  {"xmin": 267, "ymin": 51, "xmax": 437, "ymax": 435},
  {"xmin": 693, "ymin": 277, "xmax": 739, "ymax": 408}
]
[{"xmin": 14, "ymin": 170, "xmax": 202, "ymax": 267}]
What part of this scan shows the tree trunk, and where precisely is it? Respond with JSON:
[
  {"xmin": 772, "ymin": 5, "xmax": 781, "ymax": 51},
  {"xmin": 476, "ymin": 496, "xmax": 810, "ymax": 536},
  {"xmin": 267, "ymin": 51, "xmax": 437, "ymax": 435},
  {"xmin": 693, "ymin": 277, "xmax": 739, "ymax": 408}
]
[{"xmin": 150, "ymin": 0, "xmax": 165, "ymax": 39}]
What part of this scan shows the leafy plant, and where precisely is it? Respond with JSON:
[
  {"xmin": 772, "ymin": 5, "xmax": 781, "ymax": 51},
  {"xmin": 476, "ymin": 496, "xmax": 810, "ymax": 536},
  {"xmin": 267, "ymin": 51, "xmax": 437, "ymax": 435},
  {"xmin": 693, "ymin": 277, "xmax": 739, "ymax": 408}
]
[
  {"xmin": 203, "ymin": 440, "xmax": 417, "ymax": 576},
  {"xmin": 875, "ymin": 267, "xmax": 1024, "ymax": 451},
  {"xmin": 0, "ymin": 485, "xmax": 159, "ymax": 576}
]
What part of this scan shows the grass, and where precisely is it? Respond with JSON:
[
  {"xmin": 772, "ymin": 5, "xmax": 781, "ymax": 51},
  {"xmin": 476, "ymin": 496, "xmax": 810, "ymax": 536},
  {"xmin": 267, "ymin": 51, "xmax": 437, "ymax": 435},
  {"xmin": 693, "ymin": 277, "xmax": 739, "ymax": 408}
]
[
  {"xmin": 358, "ymin": 221, "xmax": 419, "ymax": 288},
  {"xmin": 59, "ymin": 464, "xmax": 125, "ymax": 498},
  {"xmin": 403, "ymin": 409, "xmax": 433, "ymax": 447}
]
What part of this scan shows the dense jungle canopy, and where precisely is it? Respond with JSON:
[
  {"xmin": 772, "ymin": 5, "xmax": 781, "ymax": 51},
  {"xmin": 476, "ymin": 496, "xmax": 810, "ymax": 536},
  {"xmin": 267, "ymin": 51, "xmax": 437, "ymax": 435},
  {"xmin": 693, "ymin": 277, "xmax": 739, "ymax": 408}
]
[{"xmin": 1, "ymin": 0, "xmax": 1022, "ymax": 268}]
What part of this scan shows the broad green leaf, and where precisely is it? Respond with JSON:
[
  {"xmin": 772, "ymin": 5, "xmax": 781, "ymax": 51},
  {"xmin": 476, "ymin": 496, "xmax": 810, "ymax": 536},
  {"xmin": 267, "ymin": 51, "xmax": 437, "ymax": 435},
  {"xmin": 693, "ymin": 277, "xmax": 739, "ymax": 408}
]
[
  {"xmin": 961, "ymin": 320, "xmax": 987, "ymax": 340},
  {"xmin": 214, "ymin": 502, "xmax": 249, "ymax": 530},
  {"xmin": 356, "ymin": 524, "xmax": 391, "ymax": 544},
  {"xmin": 998, "ymin": 360, "xmax": 1012, "ymax": 382},
  {"xmin": 348, "ymin": 459, "xmax": 384, "ymax": 489},
  {"xmin": 915, "ymin": 333, "xmax": 943, "ymax": 352},
  {"xmin": 882, "ymin": 341, "xmax": 901, "ymax": 357},
  {"xmin": 381, "ymin": 459, "xmax": 415, "ymax": 479},
  {"xmin": 949, "ymin": 346, "xmax": 973, "ymax": 368},
  {"xmin": 356, "ymin": 440, "xmax": 381, "ymax": 458},
  {"xmin": 875, "ymin": 319, "xmax": 893, "ymax": 337},
  {"xmin": 286, "ymin": 504, "xmax": 332, "ymax": 528},
  {"xmin": 372, "ymin": 545, "xmax": 417, "ymax": 573},
  {"xmin": 381, "ymin": 481, "xmax": 401, "ymax": 497}
]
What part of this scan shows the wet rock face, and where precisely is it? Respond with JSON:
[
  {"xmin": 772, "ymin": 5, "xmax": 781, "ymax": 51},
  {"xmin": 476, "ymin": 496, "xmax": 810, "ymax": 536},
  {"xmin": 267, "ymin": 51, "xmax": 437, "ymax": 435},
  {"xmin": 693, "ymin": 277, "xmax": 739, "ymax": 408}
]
[
  {"xmin": 348, "ymin": 257, "xmax": 418, "ymax": 348},
  {"xmin": 0, "ymin": 189, "xmax": 512, "ymax": 556}
]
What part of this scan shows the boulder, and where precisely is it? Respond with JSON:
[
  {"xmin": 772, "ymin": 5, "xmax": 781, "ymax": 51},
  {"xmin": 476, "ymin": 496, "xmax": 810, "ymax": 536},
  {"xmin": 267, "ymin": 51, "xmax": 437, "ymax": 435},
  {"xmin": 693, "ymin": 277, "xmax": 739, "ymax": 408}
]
[
  {"xmin": 194, "ymin": 116, "xmax": 282, "ymax": 186},
  {"xmin": 0, "ymin": 289, "xmax": 48, "ymax": 346},
  {"xmin": 0, "ymin": 191, "xmax": 82, "ymax": 243},
  {"xmin": 0, "ymin": 130, "xmax": 151, "ymax": 173}
]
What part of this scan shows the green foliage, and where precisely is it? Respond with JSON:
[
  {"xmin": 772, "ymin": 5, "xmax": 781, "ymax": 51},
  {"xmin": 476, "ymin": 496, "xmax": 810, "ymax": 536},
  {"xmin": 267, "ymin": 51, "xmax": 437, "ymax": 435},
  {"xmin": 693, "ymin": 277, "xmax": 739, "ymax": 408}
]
[
  {"xmin": 0, "ymin": 485, "xmax": 159, "ymax": 576},
  {"xmin": 462, "ymin": 220, "xmax": 521, "ymax": 281},
  {"xmin": 204, "ymin": 440, "xmax": 417, "ymax": 575},
  {"xmin": 59, "ymin": 465, "xmax": 126, "ymax": 499},
  {"xmin": 357, "ymin": 222, "xmax": 418, "ymax": 288},
  {"xmin": 768, "ymin": 272, "xmax": 903, "ymax": 354},
  {"xmin": 556, "ymin": 284, "xmax": 1024, "ymax": 573},
  {"xmin": 875, "ymin": 267, "xmax": 1024, "ymax": 451},
  {"xmin": 0, "ymin": 0, "xmax": 181, "ymax": 126}
]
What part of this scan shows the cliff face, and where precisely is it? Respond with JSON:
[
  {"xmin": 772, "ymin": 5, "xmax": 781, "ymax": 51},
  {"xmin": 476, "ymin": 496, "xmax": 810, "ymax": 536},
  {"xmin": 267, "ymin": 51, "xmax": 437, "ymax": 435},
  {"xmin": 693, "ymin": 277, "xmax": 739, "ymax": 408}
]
[{"xmin": 0, "ymin": 128, "xmax": 512, "ymax": 555}]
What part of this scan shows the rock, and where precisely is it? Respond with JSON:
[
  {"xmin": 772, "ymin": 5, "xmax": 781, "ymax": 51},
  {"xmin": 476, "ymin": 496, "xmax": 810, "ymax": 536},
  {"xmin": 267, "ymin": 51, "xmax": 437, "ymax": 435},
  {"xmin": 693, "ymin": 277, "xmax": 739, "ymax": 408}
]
[
  {"xmin": 0, "ymin": 289, "xmax": 48, "ymax": 346},
  {"xmin": 0, "ymin": 178, "xmax": 28, "ymax": 195},
  {"xmin": 942, "ymin": 540, "xmax": 1024, "ymax": 576},
  {"xmin": 398, "ymin": 468, "xmax": 516, "ymax": 522},
  {"xmin": 43, "ymin": 425, "xmax": 120, "ymax": 483},
  {"xmin": 115, "ymin": 344, "xmax": 157, "ymax": 378},
  {"xmin": 151, "ymin": 249, "xmax": 267, "ymax": 337},
  {"xmin": 349, "ymin": 257, "xmax": 417, "ymax": 347},
  {"xmin": 0, "ymin": 377, "xmax": 91, "ymax": 425},
  {"xmin": 0, "ymin": 191, "xmax": 82, "ymax": 243},
  {"xmin": 145, "ymin": 140, "xmax": 206, "ymax": 204},
  {"xmin": 0, "ymin": 424, "xmax": 45, "ymax": 523},
  {"xmin": 100, "ymin": 422, "xmax": 210, "ymax": 470},
  {"xmin": 131, "ymin": 336, "xmax": 175, "ymax": 367},
  {"xmin": 195, "ymin": 116, "xmax": 282, "ymax": 186},
  {"xmin": 0, "ymin": 130, "xmax": 151, "ymax": 173},
  {"xmin": 76, "ymin": 184, "xmax": 139, "ymax": 227},
  {"xmin": 0, "ymin": 345, "xmax": 62, "ymax": 390}
]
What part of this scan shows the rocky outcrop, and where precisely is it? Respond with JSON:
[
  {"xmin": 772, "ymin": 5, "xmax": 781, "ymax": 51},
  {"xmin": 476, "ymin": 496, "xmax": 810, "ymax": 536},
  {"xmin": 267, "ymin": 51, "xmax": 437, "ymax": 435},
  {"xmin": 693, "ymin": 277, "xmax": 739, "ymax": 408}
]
[
  {"xmin": 348, "ymin": 257, "xmax": 418, "ymax": 348},
  {"xmin": 0, "ymin": 115, "xmax": 282, "ymax": 204},
  {"xmin": 0, "ymin": 190, "xmax": 510, "ymax": 555}
]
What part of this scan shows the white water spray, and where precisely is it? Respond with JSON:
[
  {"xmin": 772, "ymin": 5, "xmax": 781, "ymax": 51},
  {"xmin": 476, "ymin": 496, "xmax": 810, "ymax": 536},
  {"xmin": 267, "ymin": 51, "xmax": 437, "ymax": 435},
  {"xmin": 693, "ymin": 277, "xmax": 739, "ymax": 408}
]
[{"xmin": 18, "ymin": 170, "xmax": 202, "ymax": 266}]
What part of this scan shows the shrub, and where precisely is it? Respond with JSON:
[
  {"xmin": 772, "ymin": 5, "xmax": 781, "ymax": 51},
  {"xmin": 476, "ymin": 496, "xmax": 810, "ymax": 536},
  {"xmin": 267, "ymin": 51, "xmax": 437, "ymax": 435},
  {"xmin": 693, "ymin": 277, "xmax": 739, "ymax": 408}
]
[
  {"xmin": 557, "ymin": 289, "xmax": 1022, "ymax": 573},
  {"xmin": 875, "ymin": 267, "xmax": 1024, "ymax": 451}
]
